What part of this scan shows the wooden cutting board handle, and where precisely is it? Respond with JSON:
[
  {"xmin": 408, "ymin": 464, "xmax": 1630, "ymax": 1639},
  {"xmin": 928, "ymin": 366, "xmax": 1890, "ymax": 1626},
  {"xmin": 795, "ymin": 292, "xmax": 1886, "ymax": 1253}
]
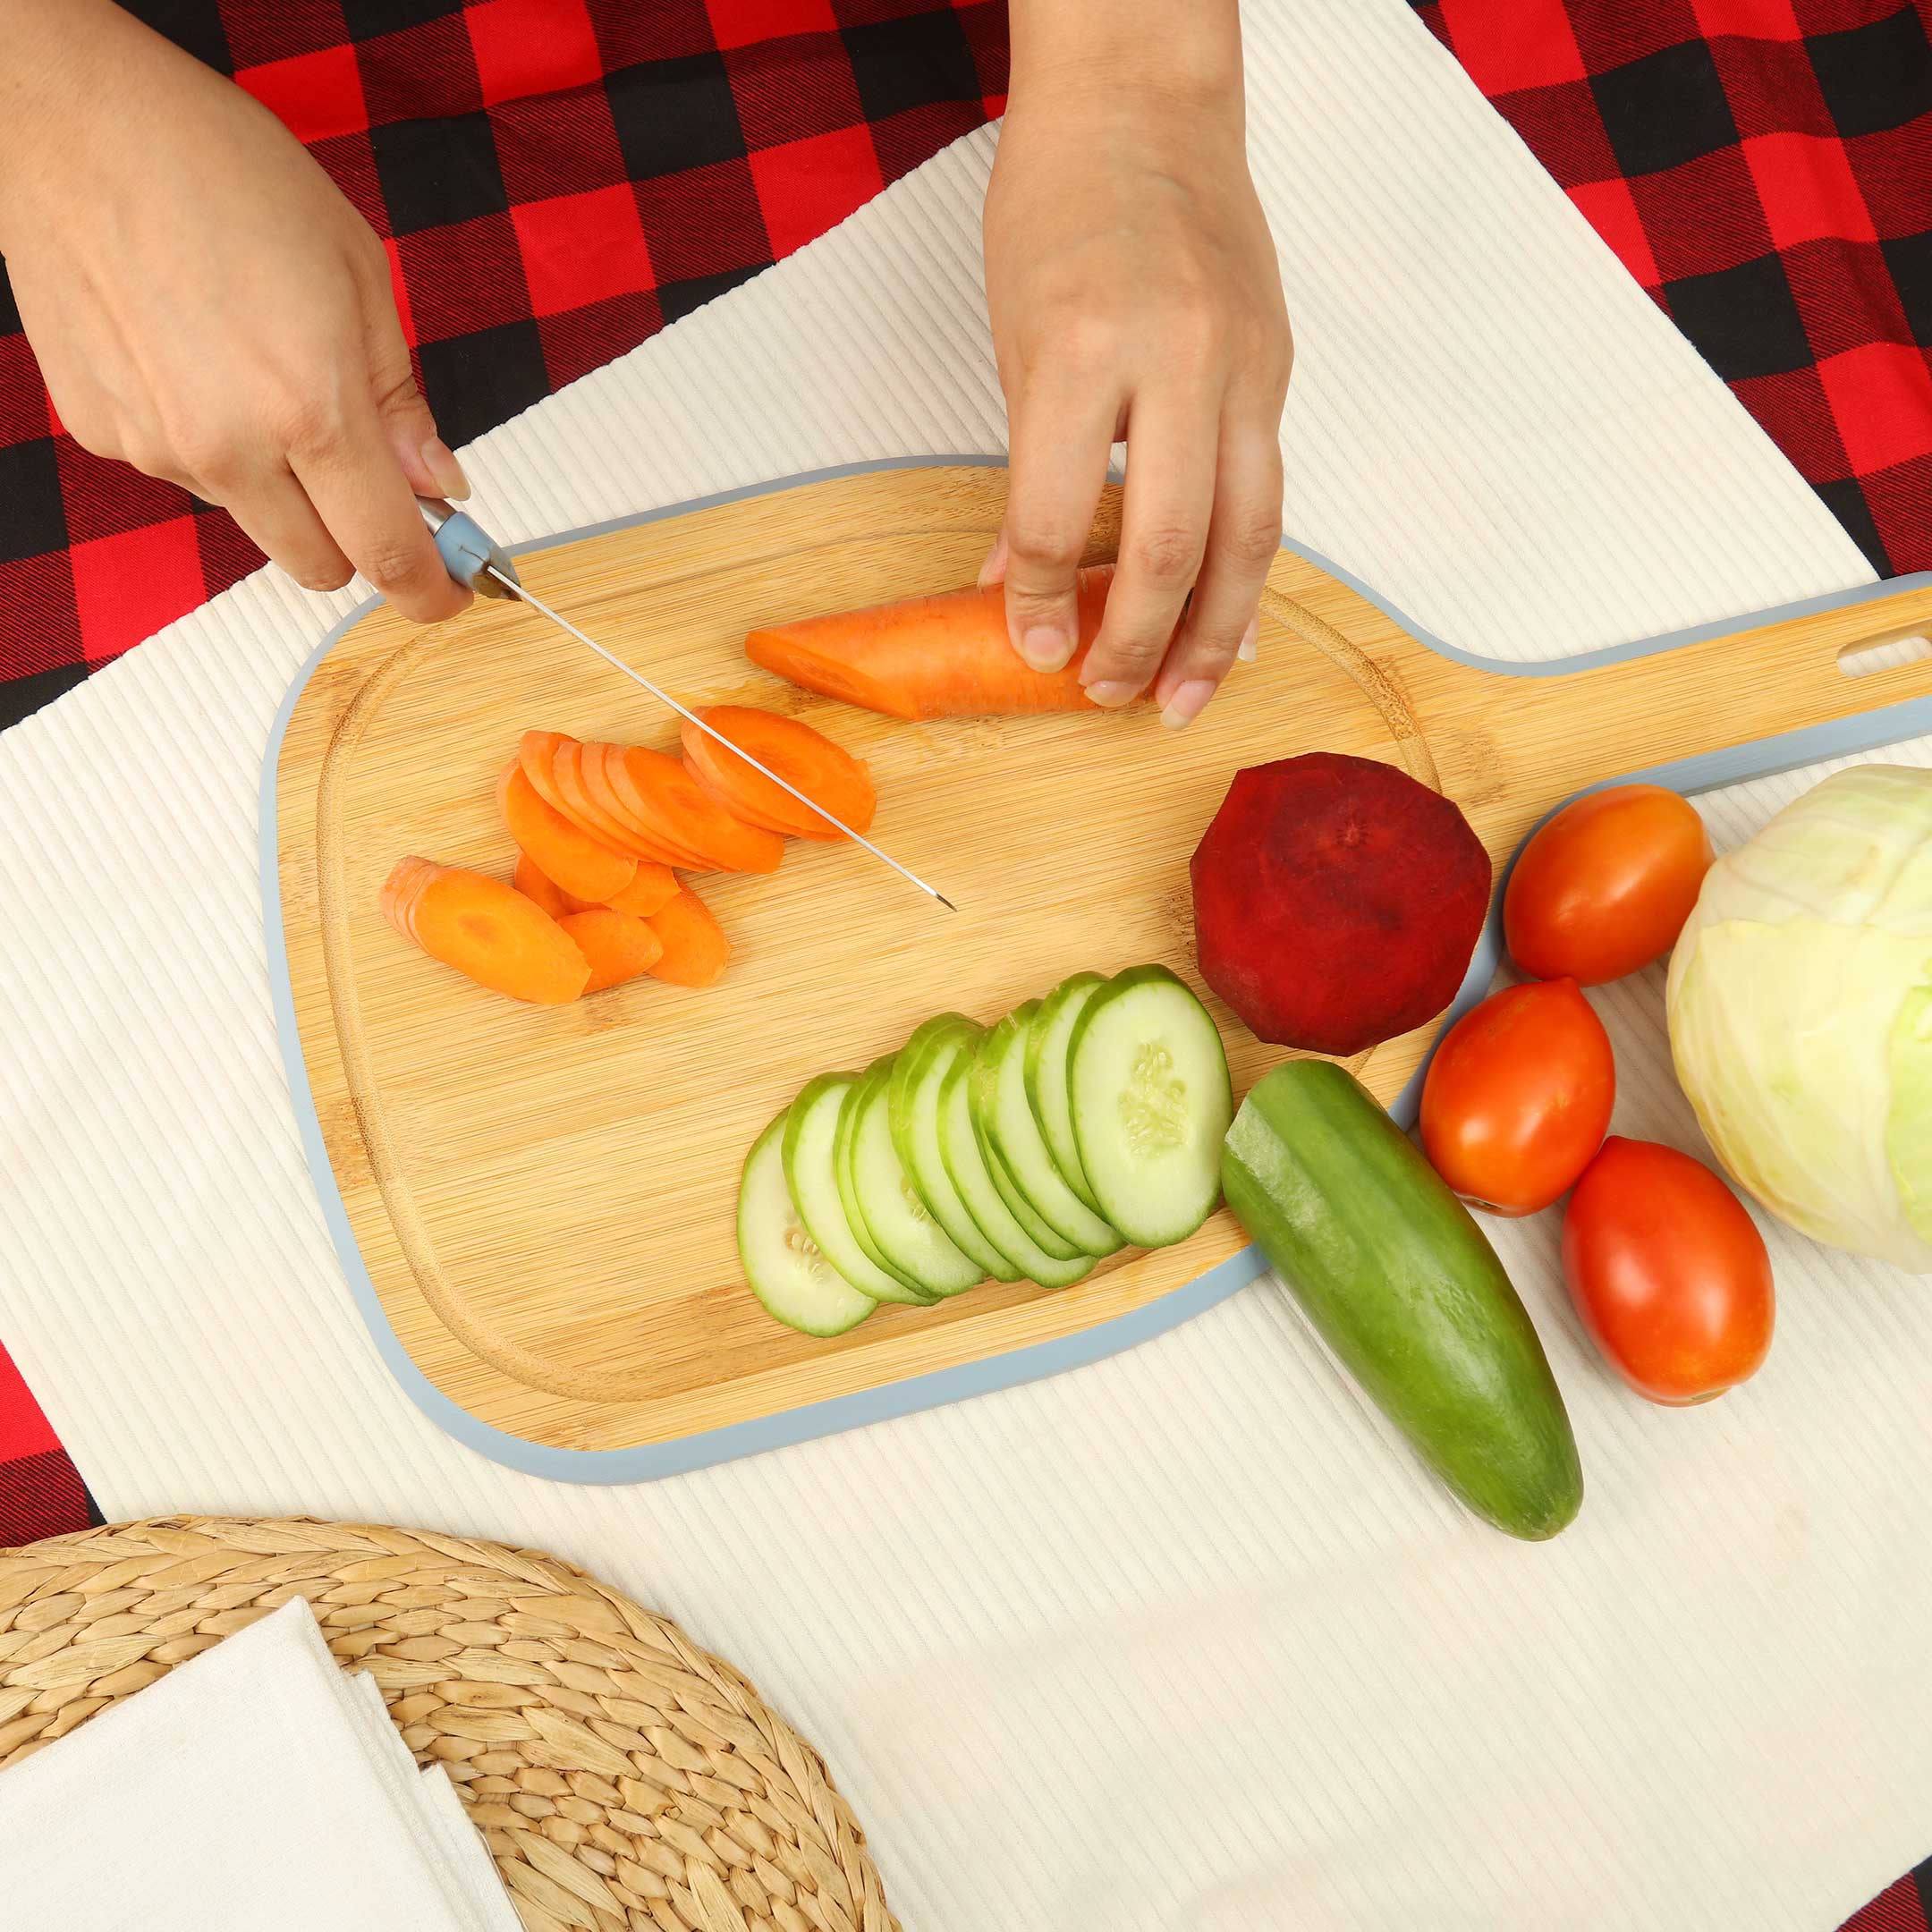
[{"xmin": 1372, "ymin": 576, "xmax": 1932, "ymax": 822}]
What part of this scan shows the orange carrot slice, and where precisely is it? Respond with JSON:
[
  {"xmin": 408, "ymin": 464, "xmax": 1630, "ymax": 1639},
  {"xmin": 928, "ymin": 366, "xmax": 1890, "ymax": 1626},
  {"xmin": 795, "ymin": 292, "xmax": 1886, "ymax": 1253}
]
[
  {"xmin": 744, "ymin": 565, "xmax": 1126, "ymax": 719},
  {"xmin": 585, "ymin": 740, "xmax": 707, "ymax": 869},
  {"xmin": 605, "ymin": 862, "xmax": 680, "ymax": 917},
  {"xmin": 600, "ymin": 743, "xmax": 784, "ymax": 874},
  {"xmin": 547, "ymin": 735, "xmax": 654, "ymax": 859},
  {"xmin": 380, "ymin": 858, "xmax": 589, "ymax": 1004},
  {"xmin": 680, "ymin": 706, "xmax": 877, "ymax": 842},
  {"xmin": 644, "ymin": 884, "xmax": 731, "ymax": 987},
  {"xmin": 518, "ymin": 730, "xmax": 579, "ymax": 818},
  {"xmin": 558, "ymin": 907, "xmax": 665, "ymax": 993},
  {"xmin": 380, "ymin": 855, "xmax": 440, "ymax": 948},
  {"xmin": 516, "ymin": 845, "xmax": 677, "ymax": 919},
  {"xmin": 513, "ymin": 850, "xmax": 590, "ymax": 920},
  {"xmin": 676, "ymin": 783, "xmax": 796, "ymax": 840},
  {"xmin": 498, "ymin": 762, "xmax": 636, "ymax": 904}
]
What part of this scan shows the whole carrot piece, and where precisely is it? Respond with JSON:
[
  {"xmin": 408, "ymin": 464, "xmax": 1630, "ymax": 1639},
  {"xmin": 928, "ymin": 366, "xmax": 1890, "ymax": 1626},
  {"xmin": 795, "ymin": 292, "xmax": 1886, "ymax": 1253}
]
[{"xmin": 744, "ymin": 565, "xmax": 1123, "ymax": 720}]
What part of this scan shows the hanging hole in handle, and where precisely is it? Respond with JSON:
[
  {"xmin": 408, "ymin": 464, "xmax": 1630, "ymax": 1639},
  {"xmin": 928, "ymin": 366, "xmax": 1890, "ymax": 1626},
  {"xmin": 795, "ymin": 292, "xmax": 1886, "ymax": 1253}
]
[{"xmin": 1838, "ymin": 630, "xmax": 1932, "ymax": 677}]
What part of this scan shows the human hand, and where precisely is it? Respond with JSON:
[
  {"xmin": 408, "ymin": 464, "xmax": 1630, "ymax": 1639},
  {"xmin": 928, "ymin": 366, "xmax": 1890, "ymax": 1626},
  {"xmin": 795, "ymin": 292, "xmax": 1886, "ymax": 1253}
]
[
  {"xmin": 0, "ymin": 0, "xmax": 470, "ymax": 620},
  {"xmin": 982, "ymin": 13, "xmax": 1291, "ymax": 726}
]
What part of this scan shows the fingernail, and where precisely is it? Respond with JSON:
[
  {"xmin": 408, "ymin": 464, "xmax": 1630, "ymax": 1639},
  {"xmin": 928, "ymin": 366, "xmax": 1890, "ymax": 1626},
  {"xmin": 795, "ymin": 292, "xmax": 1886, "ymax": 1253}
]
[
  {"xmin": 1085, "ymin": 679, "xmax": 1140, "ymax": 709},
  {"xmin": 1160, "ymin": 679, "xmax": 1216, "ymax": 729},
  {"xmin": 977, "ymin": 530, "xmax": 1008, "ymax": 589},
  {"xmin": 1237, "ymin": 615, "xmax": 1258, "ymax": 664},
  {"xmin": 422, "ymin": 436, "xmax": 469, "ymax": 501},
  {"xmin": 1019, "ymin": 624, "xmax": 1075, "ymax": 673}
]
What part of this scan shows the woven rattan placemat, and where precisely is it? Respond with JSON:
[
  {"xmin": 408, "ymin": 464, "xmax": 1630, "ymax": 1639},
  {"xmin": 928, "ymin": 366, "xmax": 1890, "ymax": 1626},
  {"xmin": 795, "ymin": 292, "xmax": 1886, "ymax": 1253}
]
[{"xmin": 0, "ymin": 1517, "xmax": 896, "ymax": 1932}]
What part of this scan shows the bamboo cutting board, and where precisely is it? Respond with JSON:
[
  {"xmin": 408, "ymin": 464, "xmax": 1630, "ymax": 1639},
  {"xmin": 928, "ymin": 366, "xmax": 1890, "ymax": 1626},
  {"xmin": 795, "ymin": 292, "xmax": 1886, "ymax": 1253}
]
[{"xmin": 269, "ymin": 461, "xmax": 1932, "ymax": 1477}]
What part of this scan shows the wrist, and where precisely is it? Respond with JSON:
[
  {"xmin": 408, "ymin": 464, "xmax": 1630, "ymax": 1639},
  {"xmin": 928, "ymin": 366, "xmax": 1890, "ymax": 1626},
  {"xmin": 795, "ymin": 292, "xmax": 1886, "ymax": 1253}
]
[
  {"xmin": 1006, "ymin": 0, "xmax": 1244, "ymax": 114},
  {"xmin": 0, "ymin": 2, "xmax": 164, "ymax": 191}
]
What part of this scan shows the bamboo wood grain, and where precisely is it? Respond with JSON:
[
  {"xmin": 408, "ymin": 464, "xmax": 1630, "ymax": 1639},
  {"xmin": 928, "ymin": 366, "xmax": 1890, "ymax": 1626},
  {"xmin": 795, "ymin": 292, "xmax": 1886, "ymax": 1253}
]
[{"xmin": 275, "ymin": 464, "xmax": 1932, "ymax": 1455}]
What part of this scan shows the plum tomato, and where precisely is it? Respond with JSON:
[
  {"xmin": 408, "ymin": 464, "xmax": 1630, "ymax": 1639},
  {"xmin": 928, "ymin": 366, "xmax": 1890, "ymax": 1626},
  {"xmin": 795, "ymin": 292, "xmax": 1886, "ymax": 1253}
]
[
  {"xmin": 1562, "ymin": 1137, "xmax": 1774, "ymax": 1405},
  {"xmin": 1504, "ymin": 784, "xmax": 1713, "ymax": 985},
  {"xmin": 1419, "ymin": 977, "xmax": 1615, "ymax": 1216}
]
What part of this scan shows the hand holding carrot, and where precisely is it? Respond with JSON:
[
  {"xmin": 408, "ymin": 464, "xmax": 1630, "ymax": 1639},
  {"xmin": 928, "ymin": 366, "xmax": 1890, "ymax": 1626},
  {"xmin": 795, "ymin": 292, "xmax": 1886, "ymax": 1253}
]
[{"xmin": 984, "ymin": 0, "xmax": 1292, "ymax": 727}]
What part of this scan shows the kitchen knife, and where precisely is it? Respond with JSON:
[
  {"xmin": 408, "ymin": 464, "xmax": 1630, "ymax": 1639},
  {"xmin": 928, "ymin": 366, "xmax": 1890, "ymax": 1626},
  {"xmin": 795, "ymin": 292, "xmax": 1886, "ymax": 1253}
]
[{"xmin": 416, "ymin": 497, "xmax": 954, "ymax": 911}]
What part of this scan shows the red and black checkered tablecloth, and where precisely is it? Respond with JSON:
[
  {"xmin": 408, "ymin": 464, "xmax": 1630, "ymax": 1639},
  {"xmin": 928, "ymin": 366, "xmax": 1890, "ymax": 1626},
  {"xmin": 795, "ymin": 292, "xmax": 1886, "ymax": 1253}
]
[{"xmin": 3, "ymin": 4, "xmax": 1931, "ymax": 1922}]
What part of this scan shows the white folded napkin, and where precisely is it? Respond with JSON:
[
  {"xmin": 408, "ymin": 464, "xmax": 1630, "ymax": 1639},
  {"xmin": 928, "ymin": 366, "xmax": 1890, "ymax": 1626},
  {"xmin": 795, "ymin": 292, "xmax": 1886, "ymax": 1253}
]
[{"xmin": 0, "ymin": 1597, "xmax": 521, "ymax": 1932}]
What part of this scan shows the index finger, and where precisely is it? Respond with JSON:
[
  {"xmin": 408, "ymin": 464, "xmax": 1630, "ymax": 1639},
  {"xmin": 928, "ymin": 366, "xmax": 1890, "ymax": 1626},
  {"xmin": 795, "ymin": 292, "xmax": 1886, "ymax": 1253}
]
[{"xmin": 291, "ymin": 399, "xmax": 471, "ymax": 623}]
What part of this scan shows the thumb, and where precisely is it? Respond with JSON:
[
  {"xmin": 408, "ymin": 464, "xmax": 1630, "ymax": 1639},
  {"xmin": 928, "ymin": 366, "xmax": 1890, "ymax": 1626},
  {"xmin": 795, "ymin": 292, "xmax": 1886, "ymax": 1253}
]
[{"xmin": 360, "ymin": 267, "xmax": 468, "ymax": 502}]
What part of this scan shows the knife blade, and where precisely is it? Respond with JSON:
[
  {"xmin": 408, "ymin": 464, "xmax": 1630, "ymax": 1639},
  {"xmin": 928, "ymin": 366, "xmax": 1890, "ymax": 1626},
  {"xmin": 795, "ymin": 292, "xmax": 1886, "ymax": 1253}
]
[{"xmin": 417, "ymin": 497, "xmax": 955, "ymax": 912}]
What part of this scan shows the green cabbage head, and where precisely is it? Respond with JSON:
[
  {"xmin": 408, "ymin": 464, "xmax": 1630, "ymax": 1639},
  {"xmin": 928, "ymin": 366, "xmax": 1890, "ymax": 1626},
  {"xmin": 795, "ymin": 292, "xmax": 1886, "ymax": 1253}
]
[{"xmin": 1665, "ymin": 764, "xmax": 1932, "ymax": 1274}]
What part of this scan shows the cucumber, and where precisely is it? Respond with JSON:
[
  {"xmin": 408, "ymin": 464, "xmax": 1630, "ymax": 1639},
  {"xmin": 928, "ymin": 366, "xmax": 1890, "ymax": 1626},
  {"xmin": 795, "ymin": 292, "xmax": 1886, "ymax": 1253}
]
[
  {"xmin": 973, "ymin": 1004, "xmax": 1123, "ymax": 1257},
  {"xmin": 784, "ymin": 1074, "xmax": 933, "ymax": 1306},
  {"xmin": 936, "ymin": 1049, "xmax": 1094, "ymax": 1290},
  {"xmin": 1025, "ymin": 971, "xmax": 1108, "ymax": 1216},
  {"xmin": 849, "ymin": 1054, "xmax": 982, "ymax": 1298},
  {"xmin": 737, "ymin": 1111, "xmax": 875, "ymax": 1336},
  {"xmin": 835, "ymin": 1057, "xmax": 925, "ymax": 1293},
  {"xmin": 1069, "ymin": 965, "xmax": 1231, "ymax": 1248},
  {"xmin": 1221, "ymin": 1060, "xmax": 1583, "ymax": 1541},
  {"xmin": 889, "ymin": 1017, "xmax": 1022, "ymax": 1283},
  {"xmin": 975, "ymin": 1111, "xmax": 1083, "ymax": 1261}
]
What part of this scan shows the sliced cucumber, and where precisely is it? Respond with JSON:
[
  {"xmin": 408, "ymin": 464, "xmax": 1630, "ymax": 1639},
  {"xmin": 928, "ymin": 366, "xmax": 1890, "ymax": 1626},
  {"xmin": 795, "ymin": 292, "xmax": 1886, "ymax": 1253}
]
[
  {"xmin": 937, "ymin": 1049, "xmax": 1094, "ymax": 1290},
  {"xmin": 1025, "ymin": 972, "xmax": 1108, "ymax": 1216},
  {"xmin": 784, "ymin": 1074, "xmax": 934, "ymax": 1306},
  {"xmin": 1069, "ymin": 964, "xmax": 1232, "ymax": 1249},
  {"xmin": 835, "ymin": 1056, "xmax": 924, "ymax": 1293},
  {"xmin": 889, "ymin": 1016, "xmax": 1023, "ymax": 1283},
  {"xmin": 849, "ymin": 1056, "xmax": 982, "ymax": 1298},
  {"xmin": 973, "ymin": 1004, "xmax": 1122, "ymax": 1258},
  {"xmin": 738, "ymin": 1110, "xmax": 875, "ymax": 1336},
  {"xmin": 973, "ymin": 1110, "xmax": 1082, "ymax": 1261}
]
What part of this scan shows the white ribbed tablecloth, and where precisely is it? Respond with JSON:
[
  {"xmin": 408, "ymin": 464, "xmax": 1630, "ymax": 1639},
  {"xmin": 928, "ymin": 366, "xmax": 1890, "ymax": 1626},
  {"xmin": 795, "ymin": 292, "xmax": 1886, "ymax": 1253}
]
[{"xmin": 4, "ymin": 4, "xmax": 1929, "ymax": 1927}]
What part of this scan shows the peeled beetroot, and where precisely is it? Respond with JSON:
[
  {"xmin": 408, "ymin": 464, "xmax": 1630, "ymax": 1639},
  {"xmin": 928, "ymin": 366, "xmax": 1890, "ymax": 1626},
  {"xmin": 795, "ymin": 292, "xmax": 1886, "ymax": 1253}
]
[{"xmin": 1191, "ymin": 752, "xmax": 1491, "ymax": 1056}]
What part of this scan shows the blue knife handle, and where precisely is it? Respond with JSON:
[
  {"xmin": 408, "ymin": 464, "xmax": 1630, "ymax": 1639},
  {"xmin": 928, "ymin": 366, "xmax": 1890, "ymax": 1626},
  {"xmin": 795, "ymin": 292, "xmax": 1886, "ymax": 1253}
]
[{"xmin": 417, "ymin": 496, "xmax": 521, "ymax": 598}]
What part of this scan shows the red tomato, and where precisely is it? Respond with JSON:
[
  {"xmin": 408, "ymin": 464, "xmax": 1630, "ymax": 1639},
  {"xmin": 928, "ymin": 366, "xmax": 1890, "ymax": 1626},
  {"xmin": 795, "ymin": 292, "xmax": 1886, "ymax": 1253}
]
[
  {"xmin": 1504, "ymin": 784, "xmax": 1713, "ymax": 985},
  {"xmin": 1419, "ymin": 978, "xmax": 1615, "ymax": 1216},
  {"xmin": 1563, "ymin": 1138, "xmax": 1774, "ymax": 1404}
]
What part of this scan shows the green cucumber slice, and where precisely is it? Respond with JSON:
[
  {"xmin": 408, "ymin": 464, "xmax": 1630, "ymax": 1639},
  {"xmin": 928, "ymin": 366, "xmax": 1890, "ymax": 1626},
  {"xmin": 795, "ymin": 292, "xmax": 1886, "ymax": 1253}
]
[
  {"xmin": 888, "ymin": 1017, "xmax": 1022, "ymax": 1283},
  {"xmin": 1069, "ymin": 964, "xmax": 1232, "ymax": 1249},
  {"xmin": 973, "ymin": 1004, "xmax": 1122, "ymax": 1258},
  {"xmin": 1025, "ymin": 972, "xmax": 1109, "ymax": 1216},
  {"xmin": 784, "ymin": 1074, "xmax": 933, "ymax": 1306},
  {"xmin": 850, "ymin": 1055, "xmax": 982, "ymax": 1298},
  {"xmin": 835, "ymin": 1056, "xmax": 925, "ymax": 1293},
  {"xmin": 937, "ymin": 1049, "xmax": 1093, "ymax": 1290},
  {"xmin": 738, "ymin": 1110, "xmax": 875, "ymax": 1336}
]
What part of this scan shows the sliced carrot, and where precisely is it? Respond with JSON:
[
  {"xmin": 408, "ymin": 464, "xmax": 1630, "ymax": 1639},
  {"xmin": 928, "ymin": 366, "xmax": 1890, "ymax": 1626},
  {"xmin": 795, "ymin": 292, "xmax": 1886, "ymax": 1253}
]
[
  {"xmin": 517, "ymin": 843, "xmax": 679, "ymax": 919},
  {"xmin": 380, "ymin": 858, "xmax": 589, "ymax": 1004},
  {"xmin": 518, "ymin": 731, "xmax": 575, "ymax": 817},
  {"xmin": 599, "ymin": 742, "xmax": 784, "ymax": 874},
  {"xmin": 549, "ymin": 736, "xmax": 656, "ymax": 859},
  {"xmin": 380, "ymin": 855, "xmax": 440, "ymax": 947},
  {"xmin": 680, "ymin": 706, "xmax": 877, "ymax": 842},
  {"xmin": 584, "ymin": 740, "xmax": 706, "ymax": 869},
  {"xmin": 676, "ymin": 781, "xmax": 796, "ymax": 841},
  {"xmin": 744, "ymin": 564, "xmax": 1128, "ymax": 719},
  {"xmin": 644, "ymin": 884, "xmax": 731, "ymax": 987},
  {"xmin": 605, "ymin": 862, "xmax": 680, "ymax": 917},
  {"xmin": 513, "ymin": 850, "xmax": 591, "ymax": 920},
  {"xmin": 558, "ymin": 907, "xmax": 665, "ymax": 993},
  {"xmin": 498, "ymin": 762, "xmax": 636, "ymax": 904}
]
